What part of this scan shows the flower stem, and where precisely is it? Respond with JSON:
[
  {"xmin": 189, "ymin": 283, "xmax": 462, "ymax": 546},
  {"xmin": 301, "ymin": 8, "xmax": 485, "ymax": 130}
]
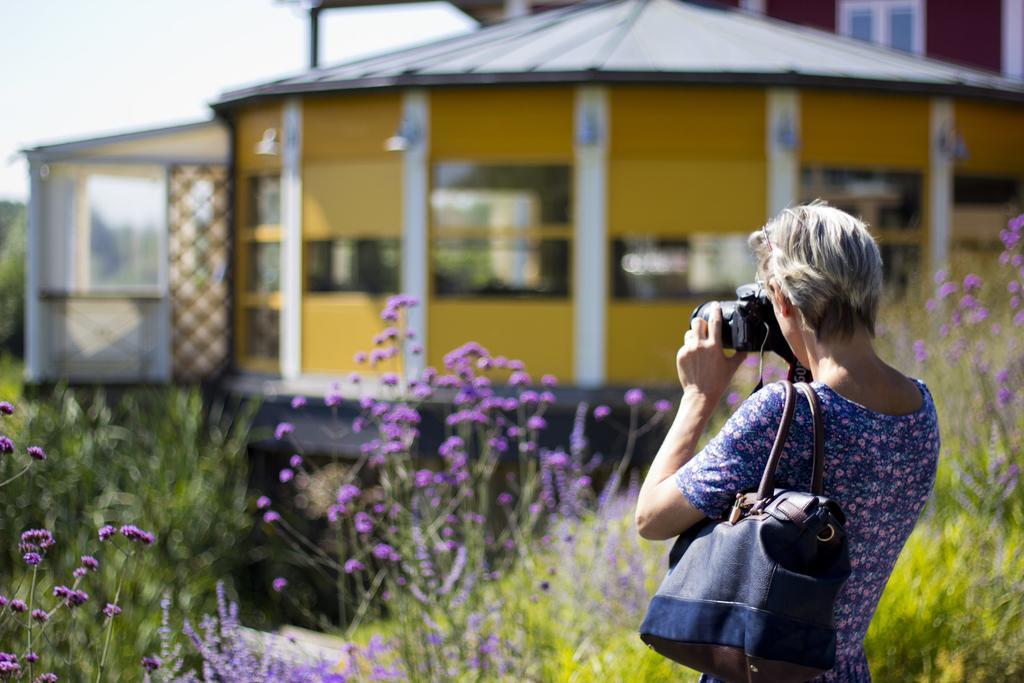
[
  {"xmin": 96, "ymin": 555, "xmax": 129, "ymax": 683},
  {"xmin": 0, "ymin": 464, "xmax": 32, "ymax": 489},
  {"xmin": 27, "ymin": 564, "xmax": 37, "ymax": 678}
]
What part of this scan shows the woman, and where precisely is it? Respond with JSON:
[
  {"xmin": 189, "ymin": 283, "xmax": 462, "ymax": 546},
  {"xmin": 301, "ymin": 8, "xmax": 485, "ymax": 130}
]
[{"xmin": 634, "ymin": 202, "xmax": 940, "ymax": 682}]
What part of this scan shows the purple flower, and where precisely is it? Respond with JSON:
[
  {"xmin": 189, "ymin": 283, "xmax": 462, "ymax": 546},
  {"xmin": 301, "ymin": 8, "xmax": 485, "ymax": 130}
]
[
  {"xmin": 103, "ymin": 603, "xmax": 121, "ymax": 618},
  {"xmin": 519, "ymin": 391, "xmax": 539, "ymax": 405},
  {"xmin": 279, "ymin": 468, "xmax": 294, "ymax": 483},
  {"xmin": 925, "ymin": 298, "xmax": 937, "ymax": 311},
  {"xmin": 24, "ymin": 653, "xmax": 38, "ymax": 664},
  {"xmin": 26, "ymin": 446, "xmax": 46, "ymax": 461},
  {"xmin": 98, "ymin": 525, "xmax": 117, "ymax": 542},
  {"xmin": 337, "ymin": 484, "xmax": 361, "ymax": 505},
  {"xmin": 142, "ymin": 656, "xmax": 161, "ymax": 672},
  {"xmin": 0, "ymin": 437, "xmax": 13, "ymax": 454},
  {"xmin": 354, "ymin": 512, "xmax": 374, "ymax": 534},
  {"xmin": 23, "ymin": 552, "xmax": 41, "ymax": 566},
  {"xmin": 937, "ymin": 282, "xmax": 958, "ymax": 299},
  {"xmin": 9, "ymin": 599, "xmax": 26, "ymax": 612},
  {"xmin": 509, "ymin": 371, "xmax": 531, "ymax": 387},
  {"xmin": 624, "ymin": 388, "xmax": 645, "ymax": 406},
  {"xmin": 21, "ymin": 529, "xmax": 55, "ymax": 549},
  {"xmin": 289, "ymin": 454, "xmax": 302, "ymax": 469},
  {"xmin": 274, "ymin": 422, "xmax": 294, "ymax": 440},
  {"xmin": 726, "ymin": 392, "xmax": 741, "ymax": 407},
  {"xmin": 527, "ymin": 416, "xmax": 547, "ymax": 431},
  {"xmin": 344, "ymin": 559, "xmax": 365, "ymax": 574},
  {"xmin": 998, "ymin": 386, "xmax": 1013, "ymax": 406},
  {"xmin": 913, "ymin": 340, "xmax": 927, "ymax": 363},
  {"xmin": 541, "ymin": 374, "xmax": 557, "ymax": 387},
  {"xmin": 36, "ymin": 673, "xmax": 58, "ymax": 683},
  {"xmin": 262, "ymin": 511, "xmax": 280, "ymax": 524},
  {"xmin": 325, "ymin": 387, "xmax": 344, "ymax": 407},
  {"xmin": 31, "ymin": 609, "xmax": 47, "ymax": 623},
  {"xmin": 257, "ymin": 495, "xmax": 271, "ymax": 510},
  {"xmin": 53, "ymin": 586, "xmax": 72, "ymax": 599},
  {"xmin": 414, "ymin": 469, "xmax": 434, "ymax": 488},
  {"xmin": 372, "ymin": 543, "xmax": 397, "ymax": 561},
  {"xmin": 119, "ymin": 525, "xmax": 155, "ymax": 545},
  {"xmin": 382, "ymin": 373, "xmax": 399, "ymax": 387},
  {"xmin": 354, "ymin": 352, "xmax": 368, "ymax": 364},
  {"xmin": 0, "ymin": 654, "xmax": 19, "ymax": 676},
  {"xmin": 272, "ymin": 577, "xmax": 288, "ymax": 593},
  {"xmin": 962, "ymin": 273, "xmax": 982, "ymax": 291},
  {"xmin": 73, "ymin": 567, "xmax": 87, "ymax": 579},
  {"xmin": 0, "ymin": 401, "xmax": 12, "ymax": 415},
  {"xmin": 654, "ymin": 399, "xmax": 672, "ymax": 413},
  {"xmin": 593, "ymin": 405, "xmax": 611, "ymax": 420},
  {"xmin": 497, "ymin": 492, "xmax": 514, "ymax": 506},
  {"xmin": 290, "ymin": 396, "xmax": 307, "ymax": 409},
  {"xmin": 347, "ymin": 371, "xmax": 361, "ymax": 385}
]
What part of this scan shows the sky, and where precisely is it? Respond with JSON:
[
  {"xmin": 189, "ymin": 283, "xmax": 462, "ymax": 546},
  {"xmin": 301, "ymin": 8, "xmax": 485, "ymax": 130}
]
[{"xmin": 0, "ymin": 0, "xmax": 477, "ymax": 201}]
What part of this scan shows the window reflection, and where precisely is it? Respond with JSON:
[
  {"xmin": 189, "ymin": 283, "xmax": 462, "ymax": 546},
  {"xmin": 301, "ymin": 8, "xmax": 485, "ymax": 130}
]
[
  {"xmin": 306, "ymin": 239, "xmax": 400, "ymax": 294},
  {"xmin": 433, "ymin": 239, "xmax": 569, "ymax": 297},
  {"xmin": 247, "ymin": 242, "xmax": 280, "ymax": 293},
  {"xmin": 612, "ymin": 236, "xmax": 754, "ymax": 300},
  {"xmin": 249, "ymin": 175, "xmax": 281, "ymax": 226},
  {"xmin": 801, "ymin": 168, "xmax": 922, "ymax": 231},
  {"xmin": 86, "ymin": 174, "xmax": 162, "ymax": 289},
  {"xmin": 245, "ymin": 308, "xmax": 279, "ymax": 361}
]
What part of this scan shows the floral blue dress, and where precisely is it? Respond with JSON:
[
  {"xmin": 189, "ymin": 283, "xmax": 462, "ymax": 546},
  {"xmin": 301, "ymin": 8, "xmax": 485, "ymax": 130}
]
[{"xmin": 674, "ymin": 379, "xmax": 940, "ymax": 683}]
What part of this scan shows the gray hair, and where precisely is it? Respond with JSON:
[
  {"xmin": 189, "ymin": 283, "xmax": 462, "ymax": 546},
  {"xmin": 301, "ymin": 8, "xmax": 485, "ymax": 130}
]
[{"xmin": 749, "ymin": 201, "xmax": 883, "ymax": 341}]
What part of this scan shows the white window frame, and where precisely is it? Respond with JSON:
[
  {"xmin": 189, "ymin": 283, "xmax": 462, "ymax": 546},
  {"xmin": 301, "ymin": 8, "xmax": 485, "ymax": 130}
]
[
  {"xmin": 838, "ymin": 0, "xmax": 926, "ymax": 55},
  {"xmin": 1004, "ymin": 0, "xmax": 1024, "ymax": 79}
]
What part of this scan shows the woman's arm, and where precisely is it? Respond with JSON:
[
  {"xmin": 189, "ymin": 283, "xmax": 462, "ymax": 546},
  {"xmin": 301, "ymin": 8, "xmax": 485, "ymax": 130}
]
[
  {"xmin": 634, "ymin": 303, "xmax": 745, "ymax": 540},
  {"xmin": 634, "ymin": 393, "xmax": 716, "ymax": 540}
]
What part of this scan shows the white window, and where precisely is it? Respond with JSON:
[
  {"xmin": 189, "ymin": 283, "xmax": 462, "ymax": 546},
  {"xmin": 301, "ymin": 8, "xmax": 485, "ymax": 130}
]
[{"xmin": 839, "ymin": 0, "xmax": 924, "ymax": 55}]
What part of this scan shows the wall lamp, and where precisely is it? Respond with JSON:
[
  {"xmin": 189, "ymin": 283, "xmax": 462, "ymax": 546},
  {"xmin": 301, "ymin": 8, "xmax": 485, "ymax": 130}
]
[
  {"xmin": 576, "ymin": 111, "xmax": 603, "ymax": 146},
  {"xmin": 385, "ymin": 118, "xmax": 423, "ymax": 152},
  {"xmin": 937, "ymin": 126, "xmax": 969, "ymax": 162},
  {"xmin": 774, "ymin": 115, "xmax": 800, "ymax": 152},
  {"xmin": 255, "ymin": 128, "xmax": 280, "ymax": 156}
]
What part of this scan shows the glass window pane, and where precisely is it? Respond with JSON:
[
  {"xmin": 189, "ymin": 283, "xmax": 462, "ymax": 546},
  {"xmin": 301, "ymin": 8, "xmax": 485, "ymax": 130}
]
[
  {"xmin": 612, "ymin": 236, "xmax": 755, "ymax": 300},
  {"xmin": 432, "ymin": 164, "xmax": 571, "ymax": 230},
  {"xmin": 306, "ymin": 239, "xmax": 400, "ymax": 294},
  {"xmin": 801, "ymin": 168, "xmax": 922, "ymax": 231},
  {"xmin": 86, "ymin": 174, "xmax": 162, "ymax": 289},
  {"xmin": 249, "ymin": 175, "xmax": 281, "ymax": 226},
  {"xmin": 245, "ymin": 308, "xmax": 279, "ymax": 361},
  {"xmin": 247, "ymin": 242, "xmax": 280, "ymax": 293},
  {"xmin": 889, "ymin": 7, "xmax": 914, "ymax": 52},
  {"xmin": 433, "ymin": 238, "xmax": 569, "ymax": 297},
  {"xmin": 849, "ymin": 8, "xmax": 873, "ymax": 42}
]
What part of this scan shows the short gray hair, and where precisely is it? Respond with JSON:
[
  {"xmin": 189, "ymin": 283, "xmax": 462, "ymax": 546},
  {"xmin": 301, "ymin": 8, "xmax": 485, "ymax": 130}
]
[{"xmin": 749, "ymin": 201, "xmax": 883, "ymax": 341}]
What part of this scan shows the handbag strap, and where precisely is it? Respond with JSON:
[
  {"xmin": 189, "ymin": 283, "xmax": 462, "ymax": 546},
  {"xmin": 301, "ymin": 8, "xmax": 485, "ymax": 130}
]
[{"xmin": 755, "ymin": 381, "xmax": 826, "ymax": 501}]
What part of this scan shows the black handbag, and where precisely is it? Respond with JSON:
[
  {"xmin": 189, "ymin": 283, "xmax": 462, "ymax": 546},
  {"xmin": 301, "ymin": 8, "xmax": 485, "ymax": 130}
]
[{"xmin": 639, "ymin": 381, "xmax": 851, "ymax": 683}]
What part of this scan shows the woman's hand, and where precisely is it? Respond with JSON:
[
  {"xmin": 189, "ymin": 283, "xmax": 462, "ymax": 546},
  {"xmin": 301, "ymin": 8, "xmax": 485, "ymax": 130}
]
[{"xmin": 676, "ymin": 302, "xmax": 747, "ymax": 405}]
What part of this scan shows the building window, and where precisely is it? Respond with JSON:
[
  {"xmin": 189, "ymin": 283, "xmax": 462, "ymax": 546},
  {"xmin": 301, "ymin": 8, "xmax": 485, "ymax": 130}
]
[
  {"xmin": 839, "ymin": 0, "xmax": 923, "ymax": 54},
  {"xmin": 802, "ymin": 167, "xmax": 924, "ymax": 288},
  {"xmin": 953, "ymin": 175, "xmax": 1023, "ymax": 249},
  {"xmin": 612, "ymin": 236, "xmax": 755, "ymax": 300},
  {"xmin": 239, "ymin": 173, "xmax": 282, "ymax": 369},
  {"xmin": 431, "ymin": 163, "xmax": 572, "ymax": 299},
  {"xmin": 84, "ymin": 173, "xmax": 163, "ymax": 290},
  {"xmin": 433, "ymin": 238, "xmax": 569, "ymax": 297},
  {"xmin": 306, "ymin": 239, "xmax": 400, "ymax": 294}
]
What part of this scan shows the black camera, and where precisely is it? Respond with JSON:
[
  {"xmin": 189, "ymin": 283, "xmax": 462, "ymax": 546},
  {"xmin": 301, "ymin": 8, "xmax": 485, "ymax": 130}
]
[{"xmin": 691, "ymin": 283, "xmax": 798, "ymax": 366}]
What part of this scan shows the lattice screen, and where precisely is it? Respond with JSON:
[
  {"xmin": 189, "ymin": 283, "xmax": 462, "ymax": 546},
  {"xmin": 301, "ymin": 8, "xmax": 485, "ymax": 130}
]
[{"xmin": 168, "ymin": 165, "xmax": 230, "ymax": 382}]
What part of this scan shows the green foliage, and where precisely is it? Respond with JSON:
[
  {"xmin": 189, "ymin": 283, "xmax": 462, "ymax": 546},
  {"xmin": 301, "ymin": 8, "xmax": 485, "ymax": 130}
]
[
  {"xmin": 0, "ymin": 387, "xmax": 256, "ymax": 680},
  {"xmin": 0, "ymin": 200, "xmax": 25, "ymax": 355}
]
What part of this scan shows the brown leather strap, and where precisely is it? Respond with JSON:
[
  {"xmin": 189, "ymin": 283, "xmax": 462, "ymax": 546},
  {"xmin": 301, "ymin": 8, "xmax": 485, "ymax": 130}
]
[
  {"xmin": 795, "ymin": 382, "xmax": 826, "ymax": 495},
  {"xmin": 755, "ymin": 380, "xmax": 797, "ymax": 501},
  {"xmin": 755, "ymin": 381, "xmax": 826, "ymax": 501}
]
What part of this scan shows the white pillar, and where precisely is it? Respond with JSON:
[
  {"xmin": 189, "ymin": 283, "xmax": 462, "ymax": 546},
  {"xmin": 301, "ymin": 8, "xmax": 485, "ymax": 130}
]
[
  {"xmin": 155, "ymin": 166, "xmax": 172, "ymax": 381},
  {"xmin": 25, "ymin": 159, "xmax": 42, "ymax": 383},
  {"xmin": 1004, "ymin": 0, "xmax": 1024, "ymax": 78},
  {"xmin": 573, "ymin": 86, "xmax": 608, "ymax": 388},
  {"xmin": 929, "ymin": 97, "xmax": 954, "ymax": 272},
  {"xmin": 401, "ymin": 90, "xmax": 430, "ymax": 380},
  {"xmin": 766, "ymin": 88, "xmax": 800, "ymax": 218},
  {"xmin": 281, "ymin": 98, "xmax": 303, "ymax": 379}
]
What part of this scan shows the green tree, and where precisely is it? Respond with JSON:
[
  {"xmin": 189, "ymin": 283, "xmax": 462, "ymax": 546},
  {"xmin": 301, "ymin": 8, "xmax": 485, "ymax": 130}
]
[{"xmin": 0, "ymin": 200, "xmax": 25, "ymax": 356}]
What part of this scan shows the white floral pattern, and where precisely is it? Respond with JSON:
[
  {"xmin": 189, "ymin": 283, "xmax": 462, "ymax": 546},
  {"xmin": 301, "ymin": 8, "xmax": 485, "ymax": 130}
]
[{"xmin": 675, "ymin": 379, "xmax": 940, "ymax": 683}]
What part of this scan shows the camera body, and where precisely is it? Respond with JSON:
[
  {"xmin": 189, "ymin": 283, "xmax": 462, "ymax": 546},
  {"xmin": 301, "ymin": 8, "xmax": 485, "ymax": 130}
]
[{"xmin": 691, "ymin": 283, "xmax": 798, "ymax": 366}]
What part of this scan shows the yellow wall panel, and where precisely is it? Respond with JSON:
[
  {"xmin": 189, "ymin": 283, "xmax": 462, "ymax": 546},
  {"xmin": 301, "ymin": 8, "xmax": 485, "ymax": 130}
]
[
  {"xmin": 303, "ymin": 161, "xmax": 402, "ymax": 238},
  {"xmin": 610, "ymin": 87, "xmax": 765, "ymax": 160},
  {"xmin": 428, "ymin": 301, "xmax": 573, "ymax": 380},
  {"xmin": 430, "ymin": 87, "xmax": 574, "ymax": 159},
  {"xmin": 801, "ymin": 91, "xmax": 929, "ymax": 169},
  {"xmin": 302, "ymin": 94, "xmax": 402, "ymax": 162},
  {"xmin": 609, "ymin": 160, "xmax": 766, "ymax": 235},
  {"xmin": 302, "ymin": 296, "xmax": 404, "ymax": 374},
  {"xmin": 607, "ymin": 302, "xmax": 702, "ymax": 384},
  {"xmin": 236, "ymin": 103, "xmax": 283, "ymax": 172},
  {"xmin": 954, "ymin": 100, "xmax": 1024, "ymax": 175}
]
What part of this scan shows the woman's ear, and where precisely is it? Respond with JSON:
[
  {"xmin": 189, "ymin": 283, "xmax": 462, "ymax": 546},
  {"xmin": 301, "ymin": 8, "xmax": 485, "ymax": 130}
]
[{"xmin": 768, "ymin": 281, "xmax": 792, "ymax": 318}]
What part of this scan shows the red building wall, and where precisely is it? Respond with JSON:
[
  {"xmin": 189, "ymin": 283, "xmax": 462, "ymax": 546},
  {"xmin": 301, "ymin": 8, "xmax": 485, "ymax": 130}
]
[
  {"xmin": 766, "ymin": 0, "xmax": 836, "ymax": 32},
  {"xmin": 926, "ymin": 0, "xmax": 1002, "ymax": 72}
]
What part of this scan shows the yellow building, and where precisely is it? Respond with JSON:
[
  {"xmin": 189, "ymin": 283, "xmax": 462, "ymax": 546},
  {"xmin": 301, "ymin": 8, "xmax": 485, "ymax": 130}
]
[{"xmin": 27, "ymin": 0, "xmax": 1024, "ymax": 388}]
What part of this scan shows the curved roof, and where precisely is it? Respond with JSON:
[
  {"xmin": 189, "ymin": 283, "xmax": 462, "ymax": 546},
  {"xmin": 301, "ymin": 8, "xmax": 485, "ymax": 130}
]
[{"xmin": 214, "ymin": 0, "xmax": 1024, "ymax": 107}]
